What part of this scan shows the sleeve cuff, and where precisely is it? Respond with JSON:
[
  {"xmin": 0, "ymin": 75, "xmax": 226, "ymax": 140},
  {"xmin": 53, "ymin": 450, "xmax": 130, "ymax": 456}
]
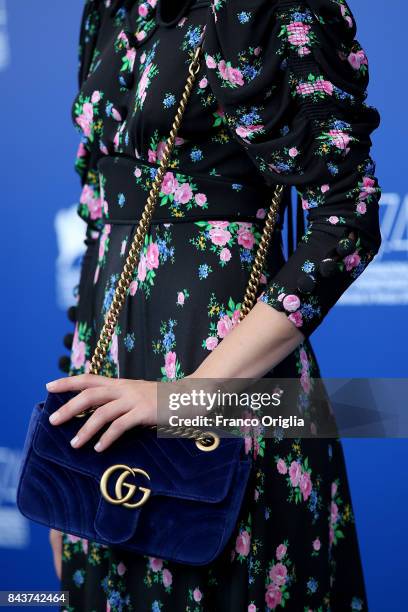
[{"xmin": 258, "ymin": 281, "xmax": 323, "ymax": 339}]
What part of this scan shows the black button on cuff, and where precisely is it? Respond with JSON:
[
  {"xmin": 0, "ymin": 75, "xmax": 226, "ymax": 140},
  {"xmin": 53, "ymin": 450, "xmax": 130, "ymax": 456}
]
[
  {"xmin": 58, "ymin": 356, "xmax": 71, "ymax": 373},
  {"xmin": 63, "ymin": 333, "xmax": 74, "ymax": 350},
  {"xmin": 297, "ymin": 273, "xmax": 316, "ymax": 294},
  {"xmin": 319, "ymin": 258, "xmax": 338, "ymax": 278},
  {"xmin": 336, "ymin": 238, "xmax": 356, "ymax": 257},
  {"xmin": 67, "ymin": 305, "xmax": 77, "ymax": 322}
]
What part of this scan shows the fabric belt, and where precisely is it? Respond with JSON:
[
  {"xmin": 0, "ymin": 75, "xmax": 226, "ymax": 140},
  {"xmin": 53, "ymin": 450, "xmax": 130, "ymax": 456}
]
[{"xmin": 97, "ymin": 155, "xmax": 288, "ymax": 228}]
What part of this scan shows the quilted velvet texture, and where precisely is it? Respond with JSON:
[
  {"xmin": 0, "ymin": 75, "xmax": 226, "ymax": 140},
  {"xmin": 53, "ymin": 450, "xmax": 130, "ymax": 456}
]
[{"xmin": 16, "ymin": 391, "xmax": 252, "ymax": 565}]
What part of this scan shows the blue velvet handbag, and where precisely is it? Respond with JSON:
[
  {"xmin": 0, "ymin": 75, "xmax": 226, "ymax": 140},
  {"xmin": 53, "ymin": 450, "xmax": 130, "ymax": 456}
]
[{"xmin": 15, "ymin": 42, "xmax": 283, "ymax": 565}]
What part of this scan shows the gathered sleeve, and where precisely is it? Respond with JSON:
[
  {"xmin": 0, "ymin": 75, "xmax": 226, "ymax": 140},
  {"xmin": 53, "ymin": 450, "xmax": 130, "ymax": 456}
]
[{"xmin": 203, "ymin": 0, "xmax": 382, "ymax": 338}]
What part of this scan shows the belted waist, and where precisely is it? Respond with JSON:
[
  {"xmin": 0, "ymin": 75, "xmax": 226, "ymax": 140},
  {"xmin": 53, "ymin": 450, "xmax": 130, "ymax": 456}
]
[{"xmin": 97, "ymin": 155, "xmax": 286, "ymax": 227}]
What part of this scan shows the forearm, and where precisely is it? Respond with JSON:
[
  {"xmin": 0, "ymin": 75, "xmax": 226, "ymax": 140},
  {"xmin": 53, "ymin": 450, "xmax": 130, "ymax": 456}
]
[{"xmin": 189, "ymin": 301, "xmax": 305, "ymax": 381}]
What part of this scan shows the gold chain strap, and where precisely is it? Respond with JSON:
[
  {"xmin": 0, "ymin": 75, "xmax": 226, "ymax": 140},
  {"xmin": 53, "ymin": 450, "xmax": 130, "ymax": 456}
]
[{"xmin": 75, "ymin": 42, "xmax": 284, "ymax": 444}]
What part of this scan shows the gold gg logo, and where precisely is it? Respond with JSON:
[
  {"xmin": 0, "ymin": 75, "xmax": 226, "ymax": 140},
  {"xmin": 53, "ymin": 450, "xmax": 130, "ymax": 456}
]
[{"xmin": 100, "ymin": 464, "xmax": 151, "ymax": 508}]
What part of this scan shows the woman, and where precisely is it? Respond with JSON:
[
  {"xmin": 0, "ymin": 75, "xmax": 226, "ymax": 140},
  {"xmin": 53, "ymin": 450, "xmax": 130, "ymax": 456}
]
[{"xmin": 47, "ymin": 0, "xmax": 381, "ymax": 609}]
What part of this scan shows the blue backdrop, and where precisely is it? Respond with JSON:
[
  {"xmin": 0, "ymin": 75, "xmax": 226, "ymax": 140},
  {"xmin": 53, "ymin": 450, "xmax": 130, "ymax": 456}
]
[{"xmin": 1, "ymin": 1, "xmax": 407, "ymax": 610}]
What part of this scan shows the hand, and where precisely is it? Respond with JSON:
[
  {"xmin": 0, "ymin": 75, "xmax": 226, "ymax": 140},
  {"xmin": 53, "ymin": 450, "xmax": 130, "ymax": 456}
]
[
  {"xmin": 46, "ymin": 374, "xmax": 158, "ymax": 452},
  {"xmin": 49, "ymin": 528, "xmax": 62, "ymax": 580}
]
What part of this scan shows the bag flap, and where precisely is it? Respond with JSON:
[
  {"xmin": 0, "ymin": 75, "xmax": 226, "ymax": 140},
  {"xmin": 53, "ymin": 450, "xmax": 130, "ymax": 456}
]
[{"xmin": 33, "ymin": 391, "xmax": 246, "ymax": 506}]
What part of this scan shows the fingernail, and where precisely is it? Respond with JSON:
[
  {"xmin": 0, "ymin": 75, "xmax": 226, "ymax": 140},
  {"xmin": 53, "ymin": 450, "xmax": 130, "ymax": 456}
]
[
  {"xmin": 70, "ymin": 435, "xmax": 80, "ymax": 447},
  {"xmin": 46, "ymin": 381, "xmax": 57, "ymax": 391},
  {"xmin": 94, "ymin": 441, "xmax": 102, "ymax": 452},
  {"xmin": 49, "ymin": 413, "xmax": 59, "ymax": 424}
]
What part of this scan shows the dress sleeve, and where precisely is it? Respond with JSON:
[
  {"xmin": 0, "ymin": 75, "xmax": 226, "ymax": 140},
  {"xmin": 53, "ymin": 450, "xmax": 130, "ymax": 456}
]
[
  {"xmin": 203, "ymin": 0, "xmax": 382, "ymax": 338},
  {"xmin": 74, "ymin": 0, "xmax": 107, "ymax": 237}
]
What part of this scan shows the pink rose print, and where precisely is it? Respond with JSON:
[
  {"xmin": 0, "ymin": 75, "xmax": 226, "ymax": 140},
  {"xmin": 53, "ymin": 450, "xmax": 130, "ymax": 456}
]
[
  {"xmin": 177, "ymin": 291, "xmax": 185, "ymax": 305},
  {"xmin": 248, "ymin": 605, "xmax": 257, "ymax": 612},
  {"xmin": 299, "ymin": 348, "xmax": 309, "ymax": 367},
  {"xmin": 277, "ymin": 459, "xmax": 287, "ymax": 475},
  {"xmin": 195, "ymin": 192, "xmax": 207, "ymax": 206},
  {"xmin": 137, "ymin": 253, "xmax": 147, "ymax": 281},
  {"xmin": 236, "ymin": 124, "xmax": 264, "ymax": 139},
  {"xmin": 288, "ymin": 310, "xmax": 303, "ymax": 327},
  {"xmin": 67, "ymin": 534, "xmax": 81, "ymax": 543},
  {"xmin": 289, "ymin": 460, "xmax": 302, "ymax": 487},
  {"xmin": 360, "ymin": 176, "xmax": 376, "ymax": 199},
  {"xmin": 344, "ymin": 251, "xmax": 361, "ymax": 271},
  {"xmin": 276, "ymin": 543, "xmax": 287, "ymax": 560},
  {"xmin": 220, "ymin": 247, "xmax": 231, "ymax": 262},
  {"xmin": 283, "ymin": 294, "xmax": 300, "ymax": 312},
  {"xmin": 134, "ymin": 166, "xmax": 142, "ymax": 178},
  {"xmin": 174, "ymin": 182, "xmax": 193, "ymax": 204},
  {"xmin": 76, "ymin": 101, "xmax": 94, "ymax": 137},
  {"xmin": 348, "ymin": 49, "xmax": 367, "ymax": 70},
  {"xmin": 205, "ymin": 54, "xmax": 217, "ymax": 69},
  {"xmin": 205, "ymin": 336, "xmax": 219, "ymax": 351},
  {"xmin": 217, "ymin": 314, "xmax": 233, "ymax": 338},
  {"xmin": 193, "ymin": 588, "xmax": 203, "ymax": 603},
  {"xmin": 126, "ymin": 48, "xmax": 136, "ymax": 71},
  {"xmin": 162, "ymin": 568, "xmax": 172, "ymax": 588},
  {"xmin": 269, "ymin": 562, "xmax": 288, "ymax": 587},
  {"xmin": 356, "ymin": 202, "xmax": 366, "ymax": 214},
  {"xmin": 111, "ymin": 106, "xmax": 122, "ymax": 122},
  {"xmin": 138, "ymin": 62, "xmax": 152, "ymax": 106},
  {"xmin": 287, "ymin": 22, "xmax": 311, "ymax": 47},
  {"xmin": 161, "ymin": 171, "xmax": 177, "ymax": 195},
  {"xmin": 209, "ymin": 227, "xmax": 231, "ymax": 246},
  {"xmin": 328, "ymin": 129, "xmax": 351, "ymax": 151},
  {"xmin": 138, "ymin": 3, "xmax": 148, "ymax": 18},
  {"xmin": 328, "ymin": 215, "xmax": 339, "ymax": 224},
  {"xmin": 117, "ymin": 562, "xmax": 126, "ymax": 576},
  {"xmin": 156, "ymin": 140, "xmax": 166, "ymax": 161},
  {"xmin": 199, "ymin": 77, "xmax": 208, "ymax": 88},
  {"xmin": 299, "ymin": 471, "xmax": 312, "ymax": 501},
  {"xmin": 331, "ymin": 501, "xmax": 339, "ymax": 522},
  {"xmin": 331, "ymin": 481, "xmax": 338, "ymax": 497},
  {"xmin": 300, "ymin": 370, "xmax": 311, "ymax": 394},
  {"xmin": 218, "ymin": 60, "xmax": 244, "ymax": 86},
  {"xmin": 146, "ymin": 242, "xmax": 159, "ymax": 270},
  {"xmin": 149, "ymin": 557, "xmax": 163, "ymax": 572},
  {"xmin": 129, "ymin": 280, "xmax": 138, "ymax": 296},
  {"xmin": 235, "ymin": 530, "xmax": 251, "ymax": 557},
  {"xmin": 265, "ymin": 583, "xmax": 282, "ymax": 610},
  {"xmin": 164, "ymin": 351, "xmax": 177, "ymax": 379},
  {"xmin": 148, "ymin": 149, "xmax": 157, "ymax": 163},
  {"xmin": 80, "ymin": 184, "xmax": 102, "ymax": 220},
  {"xmin": 209, "ymin": 220, "xmax": 229, "ymax": 228},
  {"xmin": 313, "ymin": 537, "xmax": 321, "ymax": 551},
  {"xmin": 288, "ymin": 147, "xmax": 298, "ymax": 157},
  {"xmin": 110, "ymin": 332, "xmax": 118, "ymax": 365},
  {"xmin": 71, "ymin": 326, "xmax": 86, "ymax": 370},
  {"xmin": 321, "ymin": 184, "xmax": 330, "ymax": 193},
  {"xmin": 237, "ymin": 227, "xmax": 255, "ymax": 249},
  {"xmin": 76, "ymin": 141, "xmax": 87, "ymax": 158}
]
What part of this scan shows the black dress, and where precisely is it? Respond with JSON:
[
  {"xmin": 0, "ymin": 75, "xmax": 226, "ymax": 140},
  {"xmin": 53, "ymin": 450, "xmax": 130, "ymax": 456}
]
[{"xmin": 59, "ymin": 0, "xmax": 382, "ymax": 610}]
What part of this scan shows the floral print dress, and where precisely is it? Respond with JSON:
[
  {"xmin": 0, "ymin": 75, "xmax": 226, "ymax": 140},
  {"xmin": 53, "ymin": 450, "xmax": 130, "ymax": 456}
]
[{"xmin": 59, "ymin": 0, "xmax": 382, "ymax": 610}]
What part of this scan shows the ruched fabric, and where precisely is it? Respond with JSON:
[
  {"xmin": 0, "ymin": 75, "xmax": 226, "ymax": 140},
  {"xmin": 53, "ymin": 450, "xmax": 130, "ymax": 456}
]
[{"xmin": 202, "ymin": 0, "xmax": 382, "ymax": 336}]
